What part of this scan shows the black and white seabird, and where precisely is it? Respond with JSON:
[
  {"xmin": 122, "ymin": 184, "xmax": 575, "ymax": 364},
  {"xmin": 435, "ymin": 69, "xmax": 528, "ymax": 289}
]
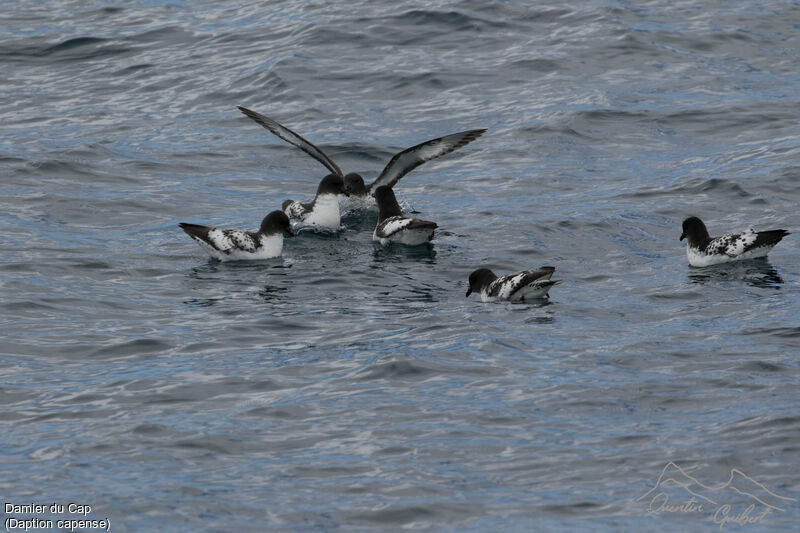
[
  {"xmin": 281, "ymin": 173, "xmax": 349, "ymax": 231},
  {"xmin": 372, "ymin": 186, "xmax": 437, "ymax": 246},
  {"xmin": 466, "ymin": 267, "xmax": 560, "ymax": 302},
  {"xmin": 179, "ymin": 210, "xmax": 293, "ymax": 261},
  {"xmin": 680, "ymin": 216, "xmax": 789, "ymax": 267},
  {"xmin": 237, "ymin": 106, "xmax": 485, "ymax": 211}
]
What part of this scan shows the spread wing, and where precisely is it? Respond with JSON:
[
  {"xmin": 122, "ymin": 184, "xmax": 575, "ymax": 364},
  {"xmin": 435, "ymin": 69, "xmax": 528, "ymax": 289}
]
[
  {"xmin": 375, "ymin": 216, "xmax": 437, "ymax": 238},
  {"xmin": 368, "ymin": 128, "xmax": 486, "ymax": 192},
  {"xmin": 489, "ymin": 267, "xmax": 556, "ymax": 299},
  {"xmin": 238, "ymin": 106, "xmax": 343, "ymax": 178}
]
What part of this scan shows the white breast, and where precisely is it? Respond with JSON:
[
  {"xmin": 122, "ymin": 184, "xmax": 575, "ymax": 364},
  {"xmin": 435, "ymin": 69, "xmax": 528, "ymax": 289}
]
[
  {"xmin": 301, "ymin": 194, "xmax": 341, "ymax": 229},
  {"xmin": 686, "ymin": 246, "xmax": 726, "ymax": 267}
]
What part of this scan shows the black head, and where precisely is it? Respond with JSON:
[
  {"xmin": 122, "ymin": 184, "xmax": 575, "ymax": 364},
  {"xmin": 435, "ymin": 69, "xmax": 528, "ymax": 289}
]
[
  {"xmin": 317, "ymin": 174, "xmax": 349, "ymax": 197},
  {"xmin": 466, "ymin": 268, "xmax": 497, "ymax": 297},
  {"xmin": 373, "ymin": 185, "xmax": 403, "ymax": 222},
  {"xmin": 344, "ymin": 172, "xmax": 367, "ymax": 196},
  {"xmin": 259, "ymin": 210, "xmax": 293, "ymax": 236},
  {"xmin": 680, "ymin": 216, "xmax": 710, "ymax": 245}
]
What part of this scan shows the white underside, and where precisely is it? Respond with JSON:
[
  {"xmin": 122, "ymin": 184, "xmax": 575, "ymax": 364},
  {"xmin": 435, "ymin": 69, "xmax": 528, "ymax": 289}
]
[
  {"xmin": 686, "ymin": 244, "xmax": 773, "ymax": 267},
  {"xmin": 287, "ymin": 194, "xmax": 341, "ymax": 231}
]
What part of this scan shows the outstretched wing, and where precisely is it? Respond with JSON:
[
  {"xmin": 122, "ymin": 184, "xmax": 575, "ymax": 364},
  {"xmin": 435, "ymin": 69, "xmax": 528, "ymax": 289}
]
[
  {"xmin": 238, "ymin": 106, "xmax": 343, "ymax": 178},
  {"xmin": 369, "ymin": 128, "xmax": 486, "ymax": 192}
]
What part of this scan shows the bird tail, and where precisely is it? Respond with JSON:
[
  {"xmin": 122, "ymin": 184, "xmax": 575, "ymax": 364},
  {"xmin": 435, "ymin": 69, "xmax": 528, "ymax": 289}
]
[
  {"xmin": 749, "ymin": 229, "xmax": 790, "ymax": 251},
  {"xmin": 179, "ymin": 223, "xmax": 212, "ymax": 243}
]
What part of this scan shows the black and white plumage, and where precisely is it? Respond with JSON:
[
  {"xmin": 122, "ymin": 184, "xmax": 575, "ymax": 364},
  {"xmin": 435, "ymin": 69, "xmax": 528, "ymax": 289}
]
[
  {"xmin": 466, "ymin": 267, "xmax": 560, "ymax": 302},
  {"xmin": 179, "ymin": 210, "xmax": 293, "ymax": 261},
  {"xmin": 281, "ymin": 173, "xmax": 349, "ymax": 231},
  {"xmin": 238, "ymin": 107, "xmax": 344, "ymax": 177},
  {"xmin": 680, "ymin": 216, "xmax": 789, "ymax": 267},
  {"xmin": 237, "ymin": 106, "xmax": 485, "ymax": 211},
  {"xmin": 372, "ymin": 186, "xmax": 437, "ymax": 246},
  {"xmin": 342, "ymin": 128, "xmax": 487, "ymax": 196}
]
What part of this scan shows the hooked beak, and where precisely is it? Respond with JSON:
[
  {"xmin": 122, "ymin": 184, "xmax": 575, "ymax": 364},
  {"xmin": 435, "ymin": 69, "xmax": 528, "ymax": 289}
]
[
  {"xmin": 679, "ymin": 233, "xmax": 685, "ymax": 241},
  {"xmin": 465, "ymin": 288, "xmax": 472, "ymax": 297}
]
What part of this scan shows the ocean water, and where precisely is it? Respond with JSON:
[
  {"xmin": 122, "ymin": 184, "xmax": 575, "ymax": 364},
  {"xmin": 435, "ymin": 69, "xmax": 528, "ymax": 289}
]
[{"xmin": 2, "ymin": 1, "xmax": 799, "ymax": 531}]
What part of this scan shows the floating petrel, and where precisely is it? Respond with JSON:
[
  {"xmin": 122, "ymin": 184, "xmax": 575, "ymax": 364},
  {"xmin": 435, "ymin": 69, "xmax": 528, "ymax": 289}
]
[
  {"xmin": 281, "ymin": 173, "xmax": 349, "ymax": 231},
  {"xmin": 466, "ymin": 267, "xmax": 560, "ymax": 302},
  {"xmin": 680, "ymin": 216, "xmax": 789, "ymax": 267},
  {"xmin": 372, "ymin": 186, "xmax": 437, "ymax": 246},
  {"xmin": 179, "ymin": 210, "xmax": 293, "ymax": 261}
]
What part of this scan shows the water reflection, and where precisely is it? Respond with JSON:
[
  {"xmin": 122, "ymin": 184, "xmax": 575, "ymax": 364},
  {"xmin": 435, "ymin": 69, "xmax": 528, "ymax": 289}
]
[
  {"xmin": 190, "ymin": 261, "xmax": 220, "ymax": 276},
  {"xmin": 523, "ymin": 303, "xmax": 556, "ymax": 324},
  {"xmin": 688, "ymin": 258, "xmax": 784, "ymax": 289},
  {"xmin": 188, "ymin": 258, "xmax": 289, "ymax": 278},
  {"xmin": 258, "ymin": 285, "xmax": 288, "ymax": 301},
  {"xmin": 372, "ymin": 243, "xmax": 437, "ymax": 263},
  {"xmin": 184, "ymin": 297, "xmax": 220, "ymax": 308}
]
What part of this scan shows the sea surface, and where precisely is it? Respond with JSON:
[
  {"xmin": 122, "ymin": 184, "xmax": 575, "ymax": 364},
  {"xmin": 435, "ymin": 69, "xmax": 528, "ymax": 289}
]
[{"xmin": 2, "ymin": 1, "xmax": 799, "ymax": 531}]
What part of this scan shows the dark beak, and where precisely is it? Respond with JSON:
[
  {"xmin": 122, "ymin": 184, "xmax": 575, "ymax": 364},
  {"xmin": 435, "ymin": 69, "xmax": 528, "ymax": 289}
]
[
  {"xmin": 679, "ymin": 233, "xmax": 685, "ymax": 241},
  {"xmin": 285, "ymin": 228, "xmax": 295, "ymax": 237},
  {"xmin": 342, "ymin": 190, "xmax": 351, "ymax": 197},
  {"xmin": 465, "ymin": 288, "xmax": 472, "ymax": 297}
]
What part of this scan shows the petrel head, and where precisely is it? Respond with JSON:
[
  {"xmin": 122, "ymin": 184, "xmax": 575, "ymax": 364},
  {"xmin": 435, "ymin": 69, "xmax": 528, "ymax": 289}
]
[
  {"xmin": 680, "ymin": 216, "xmax": 710, "ymax": 245},
  {"xmin": 466, "ymin": 268, "xmax": 497, "ymax": 297},
  {"xmin": 317, "ymin": 174, "xmax": 349, "ymax": 197},
  {"xmin": 260, "ymin": 210, "xmax": 293, "ymax": 236},
  {"xmin": 343, "ymin": 172, "xmax": 368, "ymax": 196}
]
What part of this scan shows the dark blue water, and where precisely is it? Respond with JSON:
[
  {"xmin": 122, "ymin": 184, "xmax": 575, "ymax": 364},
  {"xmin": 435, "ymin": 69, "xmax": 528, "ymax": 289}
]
[{"xmin": 2, "ymin": 1, "xmax": 799, "ymax": 531}]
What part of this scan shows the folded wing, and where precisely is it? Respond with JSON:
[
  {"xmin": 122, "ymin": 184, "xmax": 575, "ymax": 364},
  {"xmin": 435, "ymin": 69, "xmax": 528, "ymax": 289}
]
[
  {"xmin": 179, "ymin": 223, "xmax": 257, "ymax": 254},
  {"xmin": 489, "ymin": 267, "xmax": 556, "ymax": 299},
  {"xmin": 375, "ymin": 216, "xmax": 438, "ymax": 238}
]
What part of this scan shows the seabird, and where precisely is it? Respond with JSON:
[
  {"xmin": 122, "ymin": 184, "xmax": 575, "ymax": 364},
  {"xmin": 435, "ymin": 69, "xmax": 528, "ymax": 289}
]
[
  {"xmin": 237, "ymin": 106, "xmax": 485, "ymax": 211},
  {"xmin": 281, "ymin": 173, "xmax": 349, "ymax": 231},
  {"xmin": 466, "ymin": 267, "xmax": 560, "ymax": 302},
  {"xmin": 179, "ymin": 210, "xmax": 293, "ymax": 261},
  {"xmin": 372, "ymin": 186, "xmax": 437, "ymax": 246},
  {"xmin": 680, "ymin": 216, "xmax": 789, "ymax": 267}
]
